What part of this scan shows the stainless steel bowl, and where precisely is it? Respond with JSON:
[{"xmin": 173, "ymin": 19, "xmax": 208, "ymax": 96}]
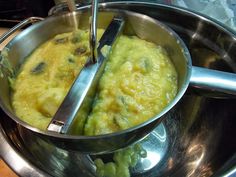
[
  {"xmin": 0, "ymin": 8, "xmax": 192, "ymax": 153},
  {"xmin": 1, "ymin": 2, "xmax": 236, "ymax": 177}
]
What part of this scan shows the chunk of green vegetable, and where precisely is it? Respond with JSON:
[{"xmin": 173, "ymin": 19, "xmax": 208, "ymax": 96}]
[
  {"xmin": 74, "ymin": 46, "xmax": 87, "ymax": 56},
  {"xmin": 30, "ymin": 62, "xmax": 46, "ymax": 75},
  {"xmin": 54, "ymin": 37, "xmax": 68, "ymax": 44}
]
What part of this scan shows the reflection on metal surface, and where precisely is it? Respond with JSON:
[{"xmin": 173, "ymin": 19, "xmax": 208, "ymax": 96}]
[
  {"xmin": 186, "ymin": 143, "xmax": 205, "ymax": 176},
  {"xmin": 0, "ymin": 118, "xmax": 48, "ymax": 176},
  {"xmin": 152, "ymin": 123, "xmax": 167, "ymax": 143},
  {"xmin": 132, "ymin": 123, "xmax": 168, "ymax": 174},
  {"xmin": 167, "ymin": 158, "xmax": 174, "ymax": 170},
  {"xmin": 223, "ymin": 167, "xmax": 236, "ymax": 177}
]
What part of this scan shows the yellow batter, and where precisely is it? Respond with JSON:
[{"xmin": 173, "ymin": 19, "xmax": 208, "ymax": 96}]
[{"xmin": 12, "ymin": 29, "xmax": 177, "ymax": 135}]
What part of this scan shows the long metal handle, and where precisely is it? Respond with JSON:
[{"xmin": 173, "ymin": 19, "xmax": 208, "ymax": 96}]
[
  {"xmin": 0, "ymin": 17, "xmax": 44, "ymax": 44},
  {"xmin": 190, "ymin": 66, "xmax": 236, "ymax": 95},
  {"xmin": 90, "ymin": 0, "xmax": 98, "ymax": 63}
]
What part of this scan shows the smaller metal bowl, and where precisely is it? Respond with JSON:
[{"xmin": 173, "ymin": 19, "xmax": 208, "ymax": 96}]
[{"xmin": 0, "ymin": 9, "xmax": 189, "ymax": 154}]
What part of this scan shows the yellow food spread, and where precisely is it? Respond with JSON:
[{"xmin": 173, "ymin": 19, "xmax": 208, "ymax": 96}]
[{"xmin": 12, "ymin": 29, "xmax": 177, "ymax": 135}]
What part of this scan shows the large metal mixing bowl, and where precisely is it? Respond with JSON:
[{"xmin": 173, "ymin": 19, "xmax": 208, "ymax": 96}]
[{"xmin": 1, "ymin": 1, "xmax": 236, "ymax": 177}]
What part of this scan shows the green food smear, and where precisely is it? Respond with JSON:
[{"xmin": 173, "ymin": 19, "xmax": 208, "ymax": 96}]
[{"xmin": 94, "ymin": 144, "xmax": 147, "ymax": 177}]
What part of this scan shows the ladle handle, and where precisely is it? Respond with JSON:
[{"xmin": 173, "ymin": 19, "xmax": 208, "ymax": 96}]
[
  {"xmin": 190, "ymin": 66, "xmax": 236, "ymax": 95},
  {"xmin": 90, "ymin": 0, "xmax": 98, "ymax": 63}
]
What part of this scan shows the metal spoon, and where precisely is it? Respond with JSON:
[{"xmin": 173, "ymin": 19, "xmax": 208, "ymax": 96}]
[{"xmin": 90, "ymin": 0, "xmax": 98, "ymax": 63}]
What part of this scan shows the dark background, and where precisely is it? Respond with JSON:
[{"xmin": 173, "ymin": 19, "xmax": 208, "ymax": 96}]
[{"xmin": 0, "ymin": 0, "xmax": 55, "ymax": 27}]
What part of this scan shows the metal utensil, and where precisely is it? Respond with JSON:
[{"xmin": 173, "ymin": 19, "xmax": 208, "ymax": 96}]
[
  {"xmin": 90, "ymin": 0, "xmax": 98, "ymax": 63},
  {"xmin": 47, "ymin": 4, "xmax": 125, "ymax": 133},
  {"xmin": 47, "ymin": 0, "xmax": 124, "ymax": 134}
]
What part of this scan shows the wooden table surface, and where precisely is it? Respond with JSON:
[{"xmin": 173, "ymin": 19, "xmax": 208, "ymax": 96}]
[{"xmin": 0, "ymin": 159, "xmax": 18, "ymax": 177}]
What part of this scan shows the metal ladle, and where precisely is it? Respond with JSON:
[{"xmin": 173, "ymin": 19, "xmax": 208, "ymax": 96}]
[
  {"xmin": 90, "ymin": 0, "xmax": 98, "ymax": 63},
  {"xmin": 47, "ymin": 0, "xmax": 125, "ymax": 133}
]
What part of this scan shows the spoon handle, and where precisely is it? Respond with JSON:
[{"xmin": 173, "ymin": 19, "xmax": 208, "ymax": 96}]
[{"xmin": 90, "ymin": 0, "xmax": 98, "ymax": 63}]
